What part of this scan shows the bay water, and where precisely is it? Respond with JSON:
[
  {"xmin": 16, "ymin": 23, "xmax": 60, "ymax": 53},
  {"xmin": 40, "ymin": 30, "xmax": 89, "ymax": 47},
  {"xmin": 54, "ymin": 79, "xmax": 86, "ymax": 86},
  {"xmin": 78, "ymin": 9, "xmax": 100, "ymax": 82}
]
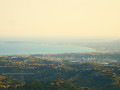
[{"xmin": 0, "ymin": 42, "xmax": 94, "ymax": 55}]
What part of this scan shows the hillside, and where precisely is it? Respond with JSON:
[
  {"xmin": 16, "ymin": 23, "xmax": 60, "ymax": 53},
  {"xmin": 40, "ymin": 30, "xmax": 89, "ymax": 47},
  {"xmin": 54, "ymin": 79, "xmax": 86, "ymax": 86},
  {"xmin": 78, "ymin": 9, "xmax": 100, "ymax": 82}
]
[
  {"xmin": 0, "ymin": 53, "xmax": 120, "ymax": 89},
  {"xmin": 75, "ymin": 39, "xmax": 120, "ymax": 52}
]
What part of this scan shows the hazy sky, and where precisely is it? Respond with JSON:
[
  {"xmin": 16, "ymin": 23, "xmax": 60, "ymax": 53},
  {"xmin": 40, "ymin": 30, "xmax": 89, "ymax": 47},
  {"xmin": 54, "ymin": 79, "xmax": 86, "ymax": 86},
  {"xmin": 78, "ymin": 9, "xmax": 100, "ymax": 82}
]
[{"xmin": 0, "ymin": 0, "xmax": 120, "ymax": 39}]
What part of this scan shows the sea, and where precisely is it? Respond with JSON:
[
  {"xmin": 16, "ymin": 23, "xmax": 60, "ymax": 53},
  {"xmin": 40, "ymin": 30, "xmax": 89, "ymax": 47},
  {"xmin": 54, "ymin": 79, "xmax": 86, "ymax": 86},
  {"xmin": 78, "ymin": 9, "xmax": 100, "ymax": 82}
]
[{"xmin": 0, "ymin": 42, "xmax": 95, "ymax": 55}]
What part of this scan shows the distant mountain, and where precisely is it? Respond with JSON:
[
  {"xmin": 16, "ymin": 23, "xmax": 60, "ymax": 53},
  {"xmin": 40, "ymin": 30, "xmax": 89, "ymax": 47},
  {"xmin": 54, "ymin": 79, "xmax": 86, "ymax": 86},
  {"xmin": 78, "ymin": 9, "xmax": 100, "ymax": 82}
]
[
  {"xmin": 76, "ymin": 39, "xmax": 120, "ymax": 52},
  {"xmin": 111, "ymin": 40, "xmax": 120, "ymax": 44}
]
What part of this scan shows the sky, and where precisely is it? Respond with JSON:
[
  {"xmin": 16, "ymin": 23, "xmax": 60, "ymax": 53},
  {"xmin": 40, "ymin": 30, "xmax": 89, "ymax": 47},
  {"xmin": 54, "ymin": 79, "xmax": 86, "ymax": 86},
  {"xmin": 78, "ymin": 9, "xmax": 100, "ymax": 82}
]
[{"xmin": 0, "ymin": 0, "xmax": 120, "ymax": 40}]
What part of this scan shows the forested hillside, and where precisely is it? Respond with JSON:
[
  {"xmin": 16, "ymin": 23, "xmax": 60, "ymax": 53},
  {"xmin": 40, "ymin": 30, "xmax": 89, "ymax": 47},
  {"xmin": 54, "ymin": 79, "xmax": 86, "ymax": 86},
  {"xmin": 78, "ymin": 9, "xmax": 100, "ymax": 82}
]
[{"xmin": 0, "ymin": 53, "xmax": 120, "ymax": 89}]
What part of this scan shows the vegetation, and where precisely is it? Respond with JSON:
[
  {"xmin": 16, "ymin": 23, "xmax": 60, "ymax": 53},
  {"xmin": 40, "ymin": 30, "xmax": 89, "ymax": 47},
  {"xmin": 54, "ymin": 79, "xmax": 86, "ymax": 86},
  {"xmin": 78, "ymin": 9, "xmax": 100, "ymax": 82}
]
[{"xmin": 0, "ymin": 53, "xmax": 120, "ymax": 89}]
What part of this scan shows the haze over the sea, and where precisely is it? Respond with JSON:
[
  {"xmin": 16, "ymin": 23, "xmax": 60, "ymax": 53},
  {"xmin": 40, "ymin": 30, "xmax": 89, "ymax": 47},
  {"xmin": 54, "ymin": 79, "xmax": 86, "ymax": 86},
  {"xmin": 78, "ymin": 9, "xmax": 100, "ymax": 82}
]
[{"xmin": 0, "ymin": 37, "xmax": 119, "ymax": 43}]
